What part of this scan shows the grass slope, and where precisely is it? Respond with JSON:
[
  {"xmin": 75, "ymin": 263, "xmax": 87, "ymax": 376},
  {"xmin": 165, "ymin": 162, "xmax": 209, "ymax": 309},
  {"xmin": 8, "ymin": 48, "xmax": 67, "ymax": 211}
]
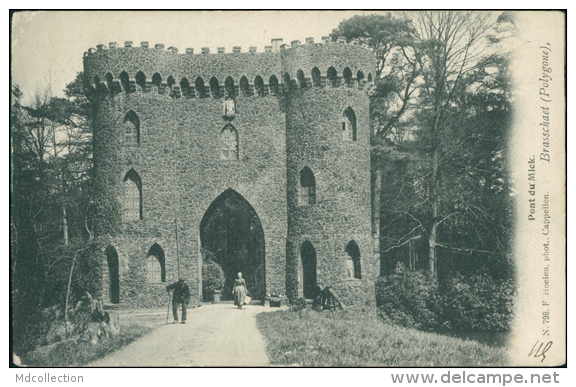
[
  {"xmin": 21, "ymin": 324, "xmax": 153, "ymax": 367},
  {"xmin": 257, "ymin": 310, "xmax": 508, "ymax": 367}
]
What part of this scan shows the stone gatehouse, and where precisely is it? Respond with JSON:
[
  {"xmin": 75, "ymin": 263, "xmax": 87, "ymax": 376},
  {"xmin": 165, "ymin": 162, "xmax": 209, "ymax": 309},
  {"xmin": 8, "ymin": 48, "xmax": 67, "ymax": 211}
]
[{"xmin": 84, "ymin": 37, "xmax": 376, "ymax": 308}]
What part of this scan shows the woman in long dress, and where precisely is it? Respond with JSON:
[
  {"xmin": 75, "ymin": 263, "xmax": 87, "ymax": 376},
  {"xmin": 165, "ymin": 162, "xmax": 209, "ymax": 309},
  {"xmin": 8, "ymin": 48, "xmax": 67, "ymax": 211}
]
[{"xmin": 232, "ymin": 272, "xmax": 247, "ymax": 309}]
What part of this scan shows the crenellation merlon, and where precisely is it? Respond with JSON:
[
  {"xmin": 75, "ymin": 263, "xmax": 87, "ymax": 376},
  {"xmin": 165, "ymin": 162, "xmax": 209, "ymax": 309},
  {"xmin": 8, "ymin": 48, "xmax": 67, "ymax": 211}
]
[
  {"xmin": 83, "ymin": 37, "xmax": 377, "ymax": 97},
  {"xmin": 84, "ymin": 37, "xmax": 373, "ymax": 59}
]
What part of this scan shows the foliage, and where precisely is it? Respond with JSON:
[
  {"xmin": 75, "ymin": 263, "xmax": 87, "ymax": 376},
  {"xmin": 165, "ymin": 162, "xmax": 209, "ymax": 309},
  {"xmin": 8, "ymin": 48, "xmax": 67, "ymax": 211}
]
[
  {"xmin": 11, "ymin": 73, "xmax": 95, "ymax": 354},
  {"xmin": 376, "ymin": 263, "xmax": 438, "ymax": 329},
  {"xmin": 291, "ymin": 297, "xmax": 307, "ymax": 311},
  {"xmin": 257, "ymin": 309, "xmax": 507, "ymax": 366},
  {"xmin": 332, "ymin": 13, "xmax": 421, "ymax": 141},
  {"xmin": 20, "ymin": 324, "xmax": 152, "ymax": 367},
  {"xmin": 202, "ymin": 257, "xmax": 225, "ymax": 297},
  {"xmin": 439, "ymin": 273, "xmax": 516, "ymax": 332},
  {"xmin": 375, "ymin": 263, "xmax": 516, "ymax": 333}
]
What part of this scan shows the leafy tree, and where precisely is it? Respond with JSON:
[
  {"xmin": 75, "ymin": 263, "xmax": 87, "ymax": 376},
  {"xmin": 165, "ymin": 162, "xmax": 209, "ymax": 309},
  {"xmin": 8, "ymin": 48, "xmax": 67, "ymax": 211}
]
[
  {"xmin": 11, "ymin": 74, "xmax": 95, "ymax": 352},
  {"xmin": 332, "ymin": 12, "xmax": 514, "ymax": 280},
  {"xmin": 331, "ymin": 13, "xmax": 422, "ymax": 268}
]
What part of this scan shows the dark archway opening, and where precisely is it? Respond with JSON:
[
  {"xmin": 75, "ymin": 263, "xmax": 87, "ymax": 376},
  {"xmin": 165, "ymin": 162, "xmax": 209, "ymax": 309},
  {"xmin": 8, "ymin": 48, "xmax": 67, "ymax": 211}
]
[
  {"xmin": 345, "ymin": 240, "xmax": 361, "ymax": 279},
  {"xmin": 301, "ymin": 241, "xmax": 317, "ymax": 299},
  {"xmin": 105, "ymin": 245, "xmax": 120, "ymax": 304},
  {"xmin": 200, "ymin": 189, "xmax": 265, "ymax": 301}
]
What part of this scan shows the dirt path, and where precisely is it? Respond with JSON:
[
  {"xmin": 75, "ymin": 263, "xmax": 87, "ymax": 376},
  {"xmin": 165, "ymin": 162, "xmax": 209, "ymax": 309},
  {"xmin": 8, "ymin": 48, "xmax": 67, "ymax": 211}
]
[{"xmin": 88, "ymin": 304, "xmax": 274, "ymax": 367}]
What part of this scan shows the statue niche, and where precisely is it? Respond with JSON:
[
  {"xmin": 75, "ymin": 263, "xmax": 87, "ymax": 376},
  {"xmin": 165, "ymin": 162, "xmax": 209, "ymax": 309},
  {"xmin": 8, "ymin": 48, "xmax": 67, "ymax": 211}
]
[{"xmin": 223, "ymin": 97, "xmax": 236, "ymax": 120}]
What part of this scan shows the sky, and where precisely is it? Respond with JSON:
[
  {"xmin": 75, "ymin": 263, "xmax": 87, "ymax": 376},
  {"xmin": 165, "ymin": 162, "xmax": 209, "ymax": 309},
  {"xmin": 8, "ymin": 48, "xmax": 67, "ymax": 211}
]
[{"xmin": 11, "ymin": 10, "xmax": 385, "ymax": 104}]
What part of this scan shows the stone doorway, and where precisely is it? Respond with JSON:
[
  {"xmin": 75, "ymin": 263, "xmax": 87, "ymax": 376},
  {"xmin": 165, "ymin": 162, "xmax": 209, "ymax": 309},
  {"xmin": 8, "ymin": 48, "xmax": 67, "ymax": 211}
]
[
  {"xmin": 105, "ymin": 245, "xmax": 120, "ymax": 304},
  {"xmin": 300, "ymin": 241, "xmax": 317, "ymax": 299},
  {"xmin": 200, "ymin": 189, "xmax": 265, "ymax": 301}
]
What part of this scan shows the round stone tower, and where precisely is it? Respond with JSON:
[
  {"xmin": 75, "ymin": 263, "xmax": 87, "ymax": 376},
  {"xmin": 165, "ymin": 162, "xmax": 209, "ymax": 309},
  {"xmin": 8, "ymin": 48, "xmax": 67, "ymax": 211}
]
[{"xmin": 84, "ymin": 37, "xmax": 376, "ymax": 308}]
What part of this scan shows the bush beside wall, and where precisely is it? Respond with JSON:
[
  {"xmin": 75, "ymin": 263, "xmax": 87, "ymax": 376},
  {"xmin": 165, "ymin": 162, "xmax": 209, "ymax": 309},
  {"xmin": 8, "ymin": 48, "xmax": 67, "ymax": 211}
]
[{"xmin": 376, "ymin": 263, "xmax": 515, "ymax": 332}]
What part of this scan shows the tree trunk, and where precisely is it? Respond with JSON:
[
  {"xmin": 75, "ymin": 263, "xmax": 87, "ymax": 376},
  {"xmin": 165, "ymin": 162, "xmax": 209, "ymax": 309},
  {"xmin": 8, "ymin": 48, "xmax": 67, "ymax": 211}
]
[
  {"xmin": 64, "ymin": 252, "xmax": 77, "ymax": 338},
  {"xmin": 428, "ymin": 142, "xmax": 439, "ymax": 276},
  {"xmin": 371, "ymin": 162, "xmax": 382, "ymax": 276},
  {"xmin": 62, "ymin": 205, "xmax": 69, "ymax": 246}
]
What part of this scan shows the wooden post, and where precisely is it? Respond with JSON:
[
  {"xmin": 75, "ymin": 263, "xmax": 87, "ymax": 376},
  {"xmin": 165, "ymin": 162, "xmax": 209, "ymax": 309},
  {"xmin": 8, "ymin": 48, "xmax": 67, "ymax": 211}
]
[{"xmin": 175, "ymin": 218, "xmax": 180, "ymax": 278}]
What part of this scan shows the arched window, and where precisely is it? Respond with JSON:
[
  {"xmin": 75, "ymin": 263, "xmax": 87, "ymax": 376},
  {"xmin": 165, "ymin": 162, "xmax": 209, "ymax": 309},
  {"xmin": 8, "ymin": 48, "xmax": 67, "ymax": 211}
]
[
  {"xmin": 225, "ymin": 76, "xmax": 235, "ymax": 97},
  {"xmin": 195, "ymin": 77, "xmax": 206, "ymax": 98},
  {"xmin": 120, "ymin": 71, "xmax": 130, "ymax": 92},
  {"xmin": 342, "ymin": 107, "xmax": 357, "ymax": 141},
  {"xmin": 152, "ymin": 73, "xmax": 162, "ymax": 93},
  {"xmin": 210, "ymin": 77, "xmax": 220, "ymax": 98},
  {"xmin": 299, "ymin": 167, "xmax": 316, "ymax": 206},
  {"xmin": 124, "ymin": 110, "xmax": 140, "ymax": 146},
  {"xmin": 345, "ymin": 240, "xmax": 361, "ymax": 279},
  {"xmin": 240, "ymin": 76, "xmax": 250, "ymax": 96},
  {"xmin": 343, "ymin": 67, "xmax": 352, "ymax": 87},
  {"xmin": 356, "ymin": 70, "xmax": 365, "ymax": 85},
  {"xmin": 136, "ymin": 71, "xmax": 146, "ymax": 91},
  {"xmin": 180, "ymin": 78, "xmax": 191, "ymax": 98},
  {"xmin": 106, "ymin": 73, "xmax": 114, "ymax": 92},
  {"xmin": 297, "ymin": 69, "xmax": 306, "ymax": 89},
  {"xmin": 311, "ymin": 67, "xmax": 321, "ymax": 87},
  {"xmin": 147, "ymin": 243, "xmax": 166, "ymax": 283},
  {"xmin": 254, "ymin": 75, "xmax": 264, "ymax": 96},
  {"xmin": 283, "ymin": 72, "xmax": 292, "ymax": 93},
  {"xmin": 269, "ymin": 75, "xmax": 279, "ymax": 95},
  {"xmin": 327, "ymin": 67, "xmax": 338, "ymax": 87},
  {"xmin": 123, "ymin": 169, "xmax": 142, "ymax": 221},
  {"xmin": 220, "ymin": 124, "xmax": 239, "ymax": 160},
  {"xmin": 94, "ymin": 76, "xmax": 104, "ymax": 93},
  {"xmin": 167, "ymin": 76, "xmax": 175, "ymax": 90}
]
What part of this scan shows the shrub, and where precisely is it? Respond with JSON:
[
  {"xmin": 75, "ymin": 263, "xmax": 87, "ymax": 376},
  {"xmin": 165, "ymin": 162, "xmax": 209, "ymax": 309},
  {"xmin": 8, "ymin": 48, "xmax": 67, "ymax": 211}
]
[
  {"xmin": 202, "ymin": 259, "xmax": 224, "ymax": 301},
  {"xmin": 439, "ymin": 272, "xmax": 515, "ymax": 332},
  {"xmin": 291, "ymin": 297, "xmax": 307, "ymax": 311},
  {"xmin": 376, "ymin": 263, "xmax": 438, "ymax": 330}
]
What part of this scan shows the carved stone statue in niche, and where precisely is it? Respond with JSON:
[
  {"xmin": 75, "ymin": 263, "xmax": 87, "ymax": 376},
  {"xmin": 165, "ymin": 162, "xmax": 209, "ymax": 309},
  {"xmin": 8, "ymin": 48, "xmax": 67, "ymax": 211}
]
[{"xmin": 223, "ymin": 97, "xmax": 236, "ymax": 119}]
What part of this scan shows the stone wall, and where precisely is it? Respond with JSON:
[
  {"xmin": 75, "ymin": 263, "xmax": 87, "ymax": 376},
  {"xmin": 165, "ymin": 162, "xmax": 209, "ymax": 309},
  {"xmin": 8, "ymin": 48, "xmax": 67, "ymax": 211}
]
[
  {"xmin": 285, "ymin": 86, "xmax": 374, "ymax": 303},
  {"xmin": 87, "ymin": 38, "xmax": 375, "ymax": 308}
]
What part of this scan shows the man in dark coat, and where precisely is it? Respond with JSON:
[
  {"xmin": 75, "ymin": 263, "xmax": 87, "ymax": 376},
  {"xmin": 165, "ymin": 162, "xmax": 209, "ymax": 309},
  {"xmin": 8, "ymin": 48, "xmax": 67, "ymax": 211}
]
[{"xmin": 166, "ymin": 278, "xmax": 190, "ymax": 324}]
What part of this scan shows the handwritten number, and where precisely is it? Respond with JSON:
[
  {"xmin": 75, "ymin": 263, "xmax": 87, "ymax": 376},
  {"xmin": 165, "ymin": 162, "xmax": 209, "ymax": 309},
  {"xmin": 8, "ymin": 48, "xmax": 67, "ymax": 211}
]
[{"xmin": 528, "ymin": 340, "xmax": 553, "ymax": 362}]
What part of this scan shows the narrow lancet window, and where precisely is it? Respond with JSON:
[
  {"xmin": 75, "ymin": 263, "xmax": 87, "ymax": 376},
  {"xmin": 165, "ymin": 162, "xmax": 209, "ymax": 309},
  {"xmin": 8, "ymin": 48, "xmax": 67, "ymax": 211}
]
[
  {"xmin": 220, "ymin": 124, "xmax": 239, "ymax": 160},
  {"xmin": 123, "ymin": 169, "xmax": 142, "ymax": 221},
  {"xmin": 342, "ymin": 107, "xmax": 357, "ymax": 141},
  {"xmin": 124, "ymin": 110, "xmax": 140, "ymax": 146},
  {"xmin": 299, "ymin": 167, "xmax": 316, "ymax": 205}
]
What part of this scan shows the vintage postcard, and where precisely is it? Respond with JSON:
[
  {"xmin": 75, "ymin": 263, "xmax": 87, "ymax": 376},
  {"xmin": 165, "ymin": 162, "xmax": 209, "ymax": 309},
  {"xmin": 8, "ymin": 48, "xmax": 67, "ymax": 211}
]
[{"xmin": 10, "ymin": 10, "xmax": 566, "ymax": 373}]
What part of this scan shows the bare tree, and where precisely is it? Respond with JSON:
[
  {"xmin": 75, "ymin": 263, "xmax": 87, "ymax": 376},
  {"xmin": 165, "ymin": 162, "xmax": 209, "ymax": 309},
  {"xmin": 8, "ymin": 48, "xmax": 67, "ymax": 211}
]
[{"xmin": 410, "ymin": 11, "xmax": 493, "ymax": 275}]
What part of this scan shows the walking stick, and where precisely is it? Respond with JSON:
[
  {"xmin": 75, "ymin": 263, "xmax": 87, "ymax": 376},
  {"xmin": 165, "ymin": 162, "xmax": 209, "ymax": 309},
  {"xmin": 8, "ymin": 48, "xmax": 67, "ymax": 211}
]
[{"xmin": 166, "ymin": 292, "xmax": 172, "ymax": 325}]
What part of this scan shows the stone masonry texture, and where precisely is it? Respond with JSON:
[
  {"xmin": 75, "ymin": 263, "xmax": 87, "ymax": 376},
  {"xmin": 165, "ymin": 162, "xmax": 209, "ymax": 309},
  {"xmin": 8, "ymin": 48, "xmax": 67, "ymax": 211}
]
[{"xmin": 85, "ymin": 39, "xmax": 376, "ymax": 308}]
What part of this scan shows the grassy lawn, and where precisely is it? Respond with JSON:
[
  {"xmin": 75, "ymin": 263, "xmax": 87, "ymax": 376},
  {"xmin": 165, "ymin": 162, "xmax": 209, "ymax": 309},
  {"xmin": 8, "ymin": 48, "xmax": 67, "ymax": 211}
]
[
  {"xmin": 21, "ymin": 324, "xmax": 153, "ymax": 367},
  {"xmin": 256, "ymin": 309, "xmax": 508, "ymax": 367}
]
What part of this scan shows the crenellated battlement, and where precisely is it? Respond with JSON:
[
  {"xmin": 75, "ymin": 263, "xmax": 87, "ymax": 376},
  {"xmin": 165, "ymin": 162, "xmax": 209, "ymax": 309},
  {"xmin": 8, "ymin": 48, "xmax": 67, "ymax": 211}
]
[
  {"xmin": 85, "ymin": 36, "xmax": 371, "ymax": 56},
  {"xmin": 84, "ymin": 37, "xmax": 376, "ymax": 99}
]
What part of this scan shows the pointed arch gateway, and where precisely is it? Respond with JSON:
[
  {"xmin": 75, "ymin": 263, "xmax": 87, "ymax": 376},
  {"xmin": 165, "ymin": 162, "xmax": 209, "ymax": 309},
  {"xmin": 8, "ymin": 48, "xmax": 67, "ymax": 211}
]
[{"xmin": 199, "ymin": 189, "xmax": 265, "ymax": 301}]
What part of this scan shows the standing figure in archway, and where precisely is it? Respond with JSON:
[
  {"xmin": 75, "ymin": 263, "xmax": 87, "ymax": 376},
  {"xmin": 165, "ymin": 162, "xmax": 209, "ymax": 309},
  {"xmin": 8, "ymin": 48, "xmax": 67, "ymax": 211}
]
[
  {"xmin": 232, "ymin": 272, "xmax": 247, "ymax": 309},
  {"xmin": 166, "ymin": 278, "xmax": 190, "ymax": 324}
]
